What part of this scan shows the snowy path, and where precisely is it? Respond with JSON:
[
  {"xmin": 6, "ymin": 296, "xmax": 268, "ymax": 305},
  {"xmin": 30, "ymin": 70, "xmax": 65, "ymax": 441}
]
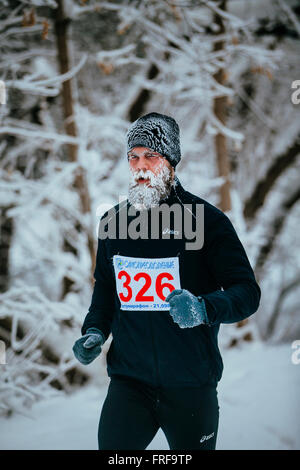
[{"xmin": 0, "ymin": 342, "xmax": 299, "ymax": 450}]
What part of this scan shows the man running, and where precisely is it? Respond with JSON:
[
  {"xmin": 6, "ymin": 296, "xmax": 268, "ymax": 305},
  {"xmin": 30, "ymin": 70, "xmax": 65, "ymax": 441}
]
[{"xmin": 73, "ymin": 112, "xmax": 261, "ymax": 450}]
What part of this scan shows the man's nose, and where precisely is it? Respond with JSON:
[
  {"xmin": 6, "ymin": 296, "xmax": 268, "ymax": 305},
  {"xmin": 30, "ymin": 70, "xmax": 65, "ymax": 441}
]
[{"xmin": 136, "ymin": 155, "xmax": 150, "ymax": 171}]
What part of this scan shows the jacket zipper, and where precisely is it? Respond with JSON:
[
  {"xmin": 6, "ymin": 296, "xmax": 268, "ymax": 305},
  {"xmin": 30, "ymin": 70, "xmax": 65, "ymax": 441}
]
[
  {"xmin": 149, "ymin": 250, "xmax": 181, "ymax": 388},
  {"xmin": 148, "ymin": 310, "xmax": 161, "ymax": 388},
  {"xmin": 137, "ymin": 243, "xmax": 161, "ymax": 387}
]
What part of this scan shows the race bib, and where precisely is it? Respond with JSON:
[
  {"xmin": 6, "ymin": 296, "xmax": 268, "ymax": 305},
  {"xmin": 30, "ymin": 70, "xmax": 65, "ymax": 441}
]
[{"xmin": 113, "ymin": 255, "xmax": 181, "ymax": 311}]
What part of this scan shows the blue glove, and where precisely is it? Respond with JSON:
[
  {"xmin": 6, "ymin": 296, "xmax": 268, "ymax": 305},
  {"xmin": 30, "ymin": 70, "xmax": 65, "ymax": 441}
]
[
  {"xmin": 165, "ymin": 289, "xmax": 209, "ymax": 328},
  {"xmin": 72, "ymin": 327, "xmax": 105, "ymax": 365}
]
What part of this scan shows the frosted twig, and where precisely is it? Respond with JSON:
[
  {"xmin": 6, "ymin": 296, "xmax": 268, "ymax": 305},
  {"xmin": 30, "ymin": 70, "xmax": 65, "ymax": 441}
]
[
  {"xmin": 0, "ymin": 126, "xmax": 81, "ymax": 144},
  {"xmin": 276, "ymin": 0, "xmax": 300, "ymax": 37}
]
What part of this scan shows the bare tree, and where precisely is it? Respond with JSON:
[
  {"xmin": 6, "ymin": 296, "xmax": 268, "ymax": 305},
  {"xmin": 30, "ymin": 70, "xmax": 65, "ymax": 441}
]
[
  {"xmin": 54, "ymin": 0, "xmax": 95, "ymax": 297},
  {"xmin": 212, "ymin": 0, "xmax": 231, "ymax": 212}
]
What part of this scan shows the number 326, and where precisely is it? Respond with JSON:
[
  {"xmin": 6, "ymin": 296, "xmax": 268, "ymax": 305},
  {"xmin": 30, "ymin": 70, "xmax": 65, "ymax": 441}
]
[{"xmin": 118, "ymin": 270, "xmax": 175, "ymax": 302}]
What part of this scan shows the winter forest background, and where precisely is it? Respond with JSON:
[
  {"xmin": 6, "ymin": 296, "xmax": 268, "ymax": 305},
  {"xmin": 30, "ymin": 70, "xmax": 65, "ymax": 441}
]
[{"xmin": 0, "ymin": 0, "xmax": 299, "ymax": 450}]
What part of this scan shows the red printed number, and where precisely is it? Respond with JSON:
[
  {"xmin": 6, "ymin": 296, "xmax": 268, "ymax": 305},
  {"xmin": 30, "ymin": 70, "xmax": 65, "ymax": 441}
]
[
  {"xmin": 134, "ymin": 273, "xmax": 154, "ymax": 301},
  {"xmin": 118, "ymin": 271, "xmax": 175, "ymax": 302},
  {"xmin": 155, "ymin": 272, "xmax": 175, "ymax": 301},
  {"xmin": 118, "ymin": 270, "xmax": 132, "ymax": 301}
]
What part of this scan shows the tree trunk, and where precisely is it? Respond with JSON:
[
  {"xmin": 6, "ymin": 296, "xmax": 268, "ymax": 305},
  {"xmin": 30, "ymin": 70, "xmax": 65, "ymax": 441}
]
[
  {"xmin": 213, "ymin": 0, "xmax": 231, "ymax": 212},
  {"xmin": 54, "ymin": 0, "xmax": 95, "ymax": 296},
  {"xmin": 128, "ymin": 63, "xmax": 159, "ymax": 122},
  {"xmin": 254, "ymin": 184, "xmax": 300, "ymax": 281},
  {"xmin": 0, "ymin": 207, "xmax": 13, "ymax": 293},
  {"xmin": 244, "ymin": 137, "xmax": 300, "ymax": 219}
]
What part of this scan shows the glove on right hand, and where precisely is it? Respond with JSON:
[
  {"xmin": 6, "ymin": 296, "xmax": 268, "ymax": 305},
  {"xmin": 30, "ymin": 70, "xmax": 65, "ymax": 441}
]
[{"xmin": 72, "ymin": 327, "xmax": 105, "ymax": 365}]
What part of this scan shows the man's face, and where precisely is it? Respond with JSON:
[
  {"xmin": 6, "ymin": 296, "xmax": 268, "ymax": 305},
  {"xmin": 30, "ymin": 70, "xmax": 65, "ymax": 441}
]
[
  {"xmin": 127, "ymin": 146, "xmax": 175, "ymax": 209},
  {"xmin": 128, "ymin": 146, "xmax": 174, "ymax": 186}
]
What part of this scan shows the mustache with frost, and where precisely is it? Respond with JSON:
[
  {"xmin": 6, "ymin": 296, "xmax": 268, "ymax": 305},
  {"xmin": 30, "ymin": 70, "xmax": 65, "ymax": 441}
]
[{"xmin": 128, "ymin": 166, "xmax": 174, "ymax": 210}]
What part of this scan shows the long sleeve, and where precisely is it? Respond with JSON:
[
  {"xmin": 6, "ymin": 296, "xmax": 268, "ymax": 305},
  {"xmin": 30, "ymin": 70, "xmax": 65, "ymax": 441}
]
[
  {"xmin": 200, "ymin": 210, "xmax": 261, "ymax": 326},
  {"xmin": 81, "ymin": 235, "xmax": 116, "ymax": 341}
]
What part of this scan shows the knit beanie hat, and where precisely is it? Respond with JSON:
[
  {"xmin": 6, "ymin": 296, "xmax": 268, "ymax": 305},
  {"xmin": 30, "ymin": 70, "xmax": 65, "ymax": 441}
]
[{"xmin": 126, "ymin": 112, "xmax": 181, "ymax": 169}]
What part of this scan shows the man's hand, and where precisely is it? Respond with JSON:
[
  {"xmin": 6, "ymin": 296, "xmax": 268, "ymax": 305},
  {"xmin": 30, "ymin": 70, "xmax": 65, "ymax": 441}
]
[
  {"xmin": 165, "ymin": 289, "xmax": 209, "ymax": 328},
  {"xmin": 72, "ymin": 327, "xmax": 105, "ymax": 365}
]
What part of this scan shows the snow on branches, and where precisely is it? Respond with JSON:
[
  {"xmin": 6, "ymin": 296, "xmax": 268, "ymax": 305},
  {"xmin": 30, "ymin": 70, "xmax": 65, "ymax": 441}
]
[{"xmin": 0, "ymin": 281, "xmax": 79, "ymax": 417}]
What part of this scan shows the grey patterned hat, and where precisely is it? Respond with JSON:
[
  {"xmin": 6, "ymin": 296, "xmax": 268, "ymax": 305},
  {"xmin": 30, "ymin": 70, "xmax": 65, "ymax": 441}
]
[{"xmin": 126, "ymin": 112, "xmax": 181, "ymax": 169}]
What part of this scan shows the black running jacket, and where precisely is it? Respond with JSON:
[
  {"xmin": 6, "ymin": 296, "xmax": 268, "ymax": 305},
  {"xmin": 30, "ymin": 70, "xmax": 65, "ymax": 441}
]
[{"xmin": 81, "ymin": 177, "xmax": 261, "ymax": 387}]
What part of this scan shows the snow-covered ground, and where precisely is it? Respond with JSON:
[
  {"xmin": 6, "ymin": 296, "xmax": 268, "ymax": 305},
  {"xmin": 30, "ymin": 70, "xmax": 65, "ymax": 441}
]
[{"xmin": 0, "ymin": 342, "xmax": 299, "ymax": 450}]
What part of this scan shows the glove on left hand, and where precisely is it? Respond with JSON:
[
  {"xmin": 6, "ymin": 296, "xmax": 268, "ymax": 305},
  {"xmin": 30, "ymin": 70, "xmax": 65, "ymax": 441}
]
[
  {"xmin": 72, "ymin": 327, "xmax": 105, "ymax": 365},
  {"xmin": 165, "ymin": 289, "xmax": 209, "ymax": 328}
]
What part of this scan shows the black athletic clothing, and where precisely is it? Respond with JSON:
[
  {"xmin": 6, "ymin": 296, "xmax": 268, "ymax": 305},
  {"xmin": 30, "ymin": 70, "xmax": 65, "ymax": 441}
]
[
  {"xmin": 82, "ymin": 176, "xmax": 261, "ymax": 387},
  {"xmin": 98, "ymin": 375, "xmax": 219, "ymax": 450}
]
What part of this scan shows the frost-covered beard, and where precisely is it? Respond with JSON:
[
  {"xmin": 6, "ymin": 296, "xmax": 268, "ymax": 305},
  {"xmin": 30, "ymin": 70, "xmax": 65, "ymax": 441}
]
[{"xmin": 128, "ymin": 165, "xmax": 174, "ymax": 210}]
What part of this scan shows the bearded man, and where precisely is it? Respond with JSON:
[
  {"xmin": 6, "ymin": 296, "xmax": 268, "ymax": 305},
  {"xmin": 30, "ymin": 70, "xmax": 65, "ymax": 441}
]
[{"xmin": 73, "ymin": 112, "xmax": 261, "ymax": 450}]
